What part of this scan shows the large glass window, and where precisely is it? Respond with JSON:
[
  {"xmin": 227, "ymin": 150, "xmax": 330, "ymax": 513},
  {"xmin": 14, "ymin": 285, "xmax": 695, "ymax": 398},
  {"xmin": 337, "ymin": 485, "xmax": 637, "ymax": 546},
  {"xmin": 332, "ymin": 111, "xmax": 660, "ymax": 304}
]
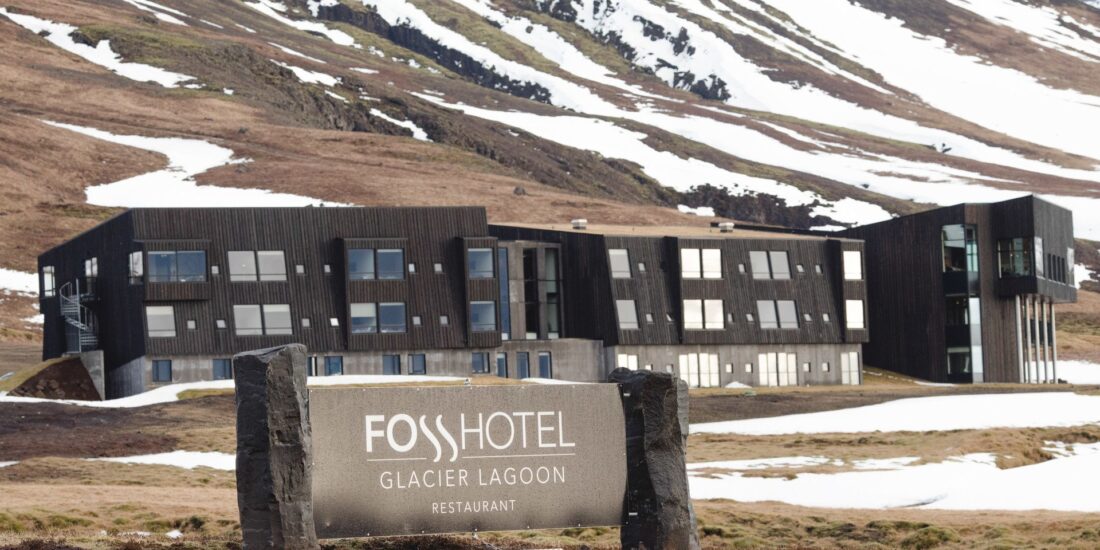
[
  {"xmin": 129, "ymin": 252, "xmax": 143, "ymax": 284},
  {"xmin": 383, "ymin": 354, "xmax": 401, "ymax": 375},
  {"xmin": 324, "ymin": 356, "xmax": 343, "ymax": 376},
  {"xmin": 146, "ymin": 306, "xmax": 176, "ymax": 337},
  {"xmin": 263, "ymin": 304, "xmax": 293, "ymax": 335},
  {"xmin": 769, "ymin": 251, "xmax": 791, "ymax": 279},
  {"xmin": 348, "ymin": 249, "xmax": 375, "ymax": 280},
  {"xmin": 498, "ymin": 248, "xmax": 511, "ymax": 339},
  {"xmin": 616, "ymin": 299, "xmax": 639, "ymax": 330},
  {"xmin": 257, "ymin": 251, "xmax": 287, "ymax": 281},
  {"xmin": 377, "ymin": 249, "xmax": 404, "ymax": 280},
  {"xmin": 379, "ymin": 302, "xmax": 407, "ymax": 333},
  {"xmin": 845, "ymin": 300, "xmax": 865, "ymax": 329},
  {"xmin": 213, "ymin": 359, "xmax": 233, "ymax": 380},
  {"xmin": 683, "ymin": 299, "xmax": 704, "ymax": 330},
  {"xmin": 538, "ymin": 351, "xmax": 553, "ymax": 378},
  {"xmin": 1068, "ymin": 247, "xmax": 1076, "ymax": 286},
  {"xmin": 997, "ymin": 238, "xmax": 1033, "ymax": 278},
  {"xmin": 148, "ymin": 252, "xmax": 176, "ymax": 282},
  {"xmin": 942, "ymin": 225, "xmax": 978, "ymax": 273},
  {"xmin": 41, "ymin": 266, "xmax": 55, "ymax": 297},
  {"xmin": 148, "ymin": 251, "xmax": 207, "ymax": 282},
  {"xmin": 233, "ymin": 305, "xmax": 263, "ymax": 335},
  {"xmin": 350, "ymin": 303, "xmax": 377, "ymax": 334},
  {"xmin": 545, "ymin": 249, "xmax": 561, "ymax": 339},
  {"xmin": 1034, "ymin": 237, "xmax": 1045, "ymax": 278},
  {"xmin": 681, "ymin": 249, "xmax": 702, "ymax": 279},
  {"xmin": 843, "ymin": 250, "xmax": 863, "ymax": 280},
  {"xmin": 609, "ymin": 249, "xmax": 631, "ymax": 278},
  {"xmin": 776, "ymin": 300, "xmax": 798, "ymax": 329},
  {"xmin": 470, "ymin": 301, "xmax": 497, "ymax": 332},
  {"xmin": 704, "ymin": 299, "xmax": 724, "ymax": 330},
  {"xmin": 750, "ymin": 251, "xmax": 791, "ymax": 279},
  {"xmin": 228, "ymin": 251, "xmax": 258, "ymax": 282},
  {"xmin": 177, "ymin": 251, "xmax": 206, "ymax": 282},
  {"xmin": 749, "ymin": 251, "xmax": 770, "ymax": 279},
  {"xmin": 702, "ymin": 249, "xmax": 722, "ymax": 279},
  {"xmin": 468, "ymin": 248, "xmax": 494, "ymax": 279},
  {"xmin": 756, "ymin": 300, "xmax": 779, "ymax": 329}
]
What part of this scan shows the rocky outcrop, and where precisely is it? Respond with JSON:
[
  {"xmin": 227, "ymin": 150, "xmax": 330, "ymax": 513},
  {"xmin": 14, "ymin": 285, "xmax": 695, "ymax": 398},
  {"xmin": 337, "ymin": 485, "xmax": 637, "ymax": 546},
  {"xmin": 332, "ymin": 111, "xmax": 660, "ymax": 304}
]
[
  {"xmin": 234, "ymin": 344, "xmax": 318, "ymax": 550},
  {"xmin": 9, "ymin": 355, "xmax": 102, "ymax": 401}
]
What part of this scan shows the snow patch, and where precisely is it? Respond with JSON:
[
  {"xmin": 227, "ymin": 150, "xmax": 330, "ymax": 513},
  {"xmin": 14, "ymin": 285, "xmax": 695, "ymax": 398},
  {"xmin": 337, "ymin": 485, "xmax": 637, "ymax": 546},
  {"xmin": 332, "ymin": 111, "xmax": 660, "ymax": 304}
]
[
  {"xmin": 1057, "ymin": 360, "xmax": 1100, "ymax": 385},
  {"xmin": 272, "ymin": 60, "xmax": 341, "ymax": 86},
  {"xmin": 120, "ymin": 0, "xmax": 189, "ymax": 26},
  {"xmin": 0, "ymin": 268, "xmax": 37, "ymax": 295},
  {"xmin": 91, "ymin": 450, "xmax": 236, "ymax": 470},
  {"xmin": 244, "ymin": 0, "xmax": 356, "ymax": 46},
  {"xmin": 0, "ymin": 8, "xmax": 197, "ymax": 88},
  {"xmin": 370, "ymin": 108, "xmax": 430, "ymax": 141},
  {"xmin": 268, "ymin": 41, "xmax": 326, "ymax": 64},
  {"xmin": 0, "ymin": 461, "xmax": 17, "ymax": 468},
  {"xmin": 677, "ymin": 205, "xmax": 715, "ymax": 217},
  {"xmin": 1075, "ymin": 263, "xmax": 1096, "ymax": 288}
]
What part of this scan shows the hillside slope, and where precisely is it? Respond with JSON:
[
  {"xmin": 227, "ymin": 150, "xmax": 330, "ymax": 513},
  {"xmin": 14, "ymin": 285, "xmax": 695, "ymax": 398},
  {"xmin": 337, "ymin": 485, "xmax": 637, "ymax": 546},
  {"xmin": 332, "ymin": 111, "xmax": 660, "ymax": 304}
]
[{"xmin": 0, "ymin": 0, "xmax": 1099, "ymax": 340}]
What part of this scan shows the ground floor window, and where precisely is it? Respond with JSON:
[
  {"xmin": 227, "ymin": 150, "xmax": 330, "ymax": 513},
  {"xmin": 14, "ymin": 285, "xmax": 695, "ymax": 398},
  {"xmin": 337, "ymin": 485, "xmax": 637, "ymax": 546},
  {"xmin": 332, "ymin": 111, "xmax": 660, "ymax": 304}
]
[
  {"xmin": 616, "ymin": 353, "xmax": 639, "ymax": 370},
  {"xmin": 324, "ymin": 356, "xmax": 343, "ymax": 376},
  {"xmin": 152, "ymin": 360, "xmax": 172, "ymax": 383},
  {"xmin": 472, "ymin": 352, "xmax": 490, "ymax": 374},
  {"xmin": 409, "ymin": 354, "xmax": 426, "ymax": 375},
  {"xmin": 759, "ymin": 352, "xmax": 797, "ymax": 387},
  {"xmin": 841, "ymin": 351, "xmax": 860, "ymax": 385},
  {"xmin": 538, "ymin": 352, "xmax": 552, "ymax": 378},
  {"xmin": 213, "ymin": 358, "xmax": 232, "ymax": 380},
  {"xmin": 496, "ymin": 353, "xmax": 508, "ymax": 378},
  {"xmin": 517, "ymin": 352, "xmax": 530, "ymax": 378},
  {"xmin": 679, "ymin": 353, "xmax": 720, "ymax": 388},
  {"xmin": 383, "ymin": 354, "xmax": 401, "ymax": 375}
]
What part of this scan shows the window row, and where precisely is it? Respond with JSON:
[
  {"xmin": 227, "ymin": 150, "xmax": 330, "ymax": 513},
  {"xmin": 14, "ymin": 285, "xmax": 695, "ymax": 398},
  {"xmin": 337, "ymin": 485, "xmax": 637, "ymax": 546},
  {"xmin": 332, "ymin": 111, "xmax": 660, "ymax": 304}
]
[
  {"xmin": 615, "ymin": 351, "xmax": 861, "ymax": 388},
  {"xmin": 608, "ymin": 248, "xmax": 863, "ymax": 281},
  {"xmin": 151, "ymin": 358, "xmax": 234, "ymax": 383},
  {"xmin": 614, "ymin": 299, "xmax": 865, "ymax": 331}
]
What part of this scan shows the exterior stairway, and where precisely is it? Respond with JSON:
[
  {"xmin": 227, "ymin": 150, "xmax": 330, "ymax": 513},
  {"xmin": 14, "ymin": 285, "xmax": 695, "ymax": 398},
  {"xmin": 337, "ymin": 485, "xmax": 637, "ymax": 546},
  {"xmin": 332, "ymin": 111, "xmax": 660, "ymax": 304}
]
[{"xmin": 59, "ymin": 281, "xmax": 98, "ymax": 353}]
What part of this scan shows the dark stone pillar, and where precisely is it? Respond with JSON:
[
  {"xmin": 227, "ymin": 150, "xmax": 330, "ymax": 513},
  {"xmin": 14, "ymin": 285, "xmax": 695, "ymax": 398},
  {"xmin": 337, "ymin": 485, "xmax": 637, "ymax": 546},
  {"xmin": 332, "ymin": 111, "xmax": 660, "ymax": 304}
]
[
  {"xmin": 234, "ymin": 344, "xmax": 319, "ymax": 550},
  {"xmin": 610, "ymin": 367, "xmax": 700, "ymax": 550}
]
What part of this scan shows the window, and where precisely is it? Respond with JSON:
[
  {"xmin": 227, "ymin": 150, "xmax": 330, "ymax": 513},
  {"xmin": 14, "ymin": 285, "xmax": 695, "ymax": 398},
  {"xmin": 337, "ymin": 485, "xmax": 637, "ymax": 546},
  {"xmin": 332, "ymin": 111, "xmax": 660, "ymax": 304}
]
[
  {"xmin": 496, "ymin": 352, "xmax": 508, "ymax": 377},
  {"xmin": 616, "ymin": 300, "xmax": 639, "ymax": 330},
  {"xmin": 702, "ymin": 249, "xmax": 721, "ymax": 279},
  {"xmin": 211, "ymin": 265, "xmax": 220, "ymax": 275},
  {"xmin": 257, "ymin": 251, "xmax": 287, "ymax": 281},
  {"xmin": 41, "ymin": 266, "xmax": 55, "ymax": 297},
  {"xmin": 681, "ymin": 248, "xmax": 701, "ymax": 279},
  {"xmin": 517, "ymin": 352, "xmax": 531, "ymax": 379},
  {"xmin": 84, "ymin": 257, "xmax": 98, "ymax": 278},
  {"xmin": 177, "ymin": 252, "xmax": 206, "ymax": 282},
  {"xmin": 841, "ymin": 351, "xmax": 860, "ymax": 385},
  {"xmin": 233, "ymin": 305, "xmax": 262, "ymax": 335},
  {"xmin": 746, "ymin": 313, "xmax": 754, "ymax": 323},
  {"xmin": 745, "ymin": 363, "xmax": 753, "ymax": 373},
  {"xmin": 329, "ymin": 317, "xmax": 339, "ymax": 327},
  {"xmin": 738, "ymin": 263, "xmax": 746, "ymax": 274},
  {"xmin": 408, "ymin": 263, "xmax": 417, "ymax": 274},
  {"xmin": 152, "ymin": 360, "xmax": 172, "ymax": 383},
  {"xmin": 263, "ymin": 304, "xmax": 292, "ymax": 335},
  {"xmin": 472, "ymin": 352, "xmax": 490, "ymax": 374},
  {"xmin": 822, "ymin": 362, "xmax": 831, "ymax": 372},
  {"xmin": 147, "ymin": 250, "xmax": 207, "ymax": 283},
  {"xmin": 377, "ymin": 249, "xmax": 404, "ymax": 279},
  {"xmin": 803, "ymin": 362, "xmax": 811, "ymax": 372},
  {"xmin": 683, "ymin": 299, "xmax": 704, "ymax": 330},
  {"xmin": 470, "ymin": 301, "xmax": 497, "ymax": 332},
  {"xmin": 750, "ymin": 251, "xmax": 790, "ymax": 279},
  {"xmin": 468, "ymin": 248, "xmax": 494, "ymax": 278},
  {"xmin": 412, "ymin": 315, "xmax": 422, "ymax": 327},
  {"xmin": 324, "ymin": 356, "xmax": 343, "ymax": 376},
  {"xmin": 822, "ymin": 313, "xmax": 831, "ymax": 323},
  {"xmin": 186, "ymin": 319, "xmax": 197, "ymax": 330},
  {"xmin": 129, "ymin": 252, "xmax": 144, "ymax": 284},
  {"xmin": 803, "ymin": 313, "xmax": 812, "ymax": 322},
  {"xmin": 617, "ymin": 354, "xmax": 639, "ymax": 370},
  {"xmin": 942, "ymin": 225, "xmax": 978, "ymax": 273},
  {"xmin": 777, "ymin": 300, "xmax": 798, "ymax": 329},
  {"xmin": 756, "ymin": 300, "xmax": 778, "ymax": 329},
  {"xmin": 795, "ymin": 264, "xmax": 804, "ymax": 273},
  {"xmin": 646, "ymin": 313, "xmax": 655, "ymax": 324},
  {"xmin": 323, "ymin": 264, "xmax": 331, "ymax": 274},
  {"xmin": 845, "ymin": 300, "xmax": 865, "ymax": 329},
  {"xmin": 148, "ymin": 252, "xmax": 175, "ymax": 282},
  {"xmin": 434, "ymin": 262, "xmax": 443, "ymax": 274},
  {"xmin": 814, "ymin": 264, "xmax": 823, "ymax": 274},
  {"xmin": 213, "ymin": 359, "xmax": 233, "ymax": 380},
  {"xmin": 301, "ymin": 318, "xmax": 311, "ymax": 328},
  {"xmin": 609, "ymin": 249, "xmax": 631, "ymax": 278},
  {"xmin": 1068, "ymin": 247, "xmax": 1076, "ymax": 286},
  {"xmin": 146, "ymin": 306, "xmax": 176, "ymax": 337},
  {"xmin": 350, "ymin": 303, "xmax": 377, "ymax": 334},
  {"xmin": 498, "ymin": 248, "xmax": 511, "ymax": 339},
  {"xmin": 295, "ymin": 264, "xmax": 305, "ymax": 275},
  {"xmin": 843, "ymin": 250, "xmax": 863, "ymax": 280},
  {"xmin": 348, "ymin": 249, "xmax": 375, "ymax": 280},
  {"xmin": 216, "ymin": 319, "xmax": 227, "ymax": 329},
  {"xmin": 638, "ymin": 262, "xmax": 646, "ymax": 273},
  {"xmin": 440, "ymin": 315, "xmax": 449, "ymax": 326},
  {"xmin": 379, "ymin": 302, "xmax": 406, "ymax": 333},
  {"xmin": 409, "ymin": 354, "xmax": 426, "ymax": 375},
  {"xmin": 383, "ymin": 354, "xmax": 401, "ymax": 375},
  {"xmin": 538, "ymin": 352, "xmax": 552, "ymax": 378},
  {"xmin": 704, "ymin": 299, "xmax": 724, "ymax": 329},
  {"xmin": 997, "ymin": 238, "xmax": 1034, "ymax": 278},
  {"xmin": 228, "ymin": 251, "xmax": 258, "ymax": 282},
  {"xmin": 1034, "ymin": 237, "xmax": 1045, "ymax": 278}
]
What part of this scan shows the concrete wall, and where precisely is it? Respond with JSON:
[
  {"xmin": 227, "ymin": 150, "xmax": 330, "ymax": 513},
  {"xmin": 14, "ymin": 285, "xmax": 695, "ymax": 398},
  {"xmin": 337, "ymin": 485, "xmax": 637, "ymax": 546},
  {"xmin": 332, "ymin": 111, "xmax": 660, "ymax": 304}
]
[
  {"xmin": 106, "ymin": 355, "xmax": 147, "ymax": 398},
  {"xmin": 605, "ymin": 343, "xmax": 861, "ymax": 387}
]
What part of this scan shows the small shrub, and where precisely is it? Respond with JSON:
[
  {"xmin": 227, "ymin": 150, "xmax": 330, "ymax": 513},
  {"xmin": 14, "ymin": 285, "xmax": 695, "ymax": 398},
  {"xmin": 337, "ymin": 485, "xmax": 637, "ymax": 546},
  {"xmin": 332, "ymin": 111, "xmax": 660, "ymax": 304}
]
[
  {"xmin": 900, "ymin": 526, "xmax": 959, "ymax": 549},
  {"xmin": 0, "ymin": 512, "xmax": 24, "ymax": 533}
]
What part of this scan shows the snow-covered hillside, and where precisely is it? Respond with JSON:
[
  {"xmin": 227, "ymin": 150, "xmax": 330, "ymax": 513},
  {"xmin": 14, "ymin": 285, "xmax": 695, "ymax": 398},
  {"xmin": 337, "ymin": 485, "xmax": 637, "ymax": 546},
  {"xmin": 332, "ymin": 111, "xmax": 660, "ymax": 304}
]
[{"xmin": 3, "ymin": 0, "xmax": 1100, "ymax": 236}]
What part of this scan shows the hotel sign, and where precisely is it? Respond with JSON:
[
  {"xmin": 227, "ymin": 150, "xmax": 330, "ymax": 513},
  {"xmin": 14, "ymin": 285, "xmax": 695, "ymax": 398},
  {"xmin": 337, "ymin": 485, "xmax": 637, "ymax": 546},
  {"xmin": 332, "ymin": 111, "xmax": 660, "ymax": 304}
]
[{"xmin": 310, "ymin": 384, "xmax": 628, "ymax": 538}]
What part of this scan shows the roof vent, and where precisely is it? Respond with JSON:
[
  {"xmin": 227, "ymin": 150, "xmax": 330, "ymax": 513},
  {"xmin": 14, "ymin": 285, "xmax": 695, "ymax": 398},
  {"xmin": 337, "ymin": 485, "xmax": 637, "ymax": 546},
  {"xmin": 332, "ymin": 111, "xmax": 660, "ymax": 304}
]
[
  {"xmin": 718, "ymin": 222, "xmax": 736, "ymax": 233},
  {"xmin": 571, "ymin": 218, "xmax": 588, "ymax": 230}
]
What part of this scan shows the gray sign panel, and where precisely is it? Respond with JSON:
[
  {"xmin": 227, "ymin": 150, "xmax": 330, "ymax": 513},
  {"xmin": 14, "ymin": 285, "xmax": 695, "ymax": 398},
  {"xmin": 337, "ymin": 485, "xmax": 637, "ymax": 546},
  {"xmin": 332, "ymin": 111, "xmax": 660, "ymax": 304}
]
[{"xmin": 311, "ymin": 384, "xmax": 627, "ymax": 538}]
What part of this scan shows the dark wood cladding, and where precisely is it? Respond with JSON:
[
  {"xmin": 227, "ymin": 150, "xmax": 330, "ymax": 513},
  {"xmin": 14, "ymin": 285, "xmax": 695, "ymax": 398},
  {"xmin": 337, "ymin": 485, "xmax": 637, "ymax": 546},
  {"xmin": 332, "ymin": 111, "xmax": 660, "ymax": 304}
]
[
  {"xmin": 489, "ymin": 226, "xmax": 865, "ymax": 348},
  {"xmin": 40, "ymin": 207, "xmax": 493, "ymax": 371},
  {"xmin": 840, "ymin": 195, "xmax": 1076, "ymax": 383}
]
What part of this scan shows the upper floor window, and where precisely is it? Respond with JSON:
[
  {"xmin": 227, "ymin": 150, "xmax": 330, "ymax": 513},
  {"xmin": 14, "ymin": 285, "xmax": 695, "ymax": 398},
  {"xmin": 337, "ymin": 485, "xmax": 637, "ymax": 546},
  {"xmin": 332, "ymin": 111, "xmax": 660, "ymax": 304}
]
[
  {"xmin": 608, "ymin": 249, "xmax": 631, "ymax": 278},
  {"xmin": 997, "ymin": 238, "xmax": 1032, "ymax": 278},
  {"xmin": 843, "ymin": 250, "xmax": 863, "ymax": 280},
  {"xmin": 470, "ymin": 301, "xmax": 497, "ymax": 332},
  {"xmin": 146, "ymin": 306, "xmax": 176, "ymax": 337},
  {"xmin": 681, "ymin": 249, "xmax": 722, "ymax": 279},
  {"xmin": 233, "ymin": 304, "xmax": 292, "ymax": 336},
  {"xmin": 148, "ymin": 251, "xmax": 207, "ymax": 283},
  {"xmin": 1034, "ymin": 237, "xmax": 1045, "ymax": 278},
  {"xmin": 377, "ymin": 249, "xmax": 404, "ymax": 280},
  {"xmin": 683, "ymin": 299, "xmax": 723, "ymax": 330},
  {"xmin": 257, "ymin": 251, "xmax": 287, "ymax": 281},
  {"xmin": 1068, "ymin": 247, "xmax": 1076, "ymax": 286},
  {"xmin": 756, "ymin": 300, "xmax": 798, "ymax": 329},
  {"xmin": 845, "ymin": 300, "xmax": 865, "ymax": 329},
  {"xmin": 84, "ymin": 257, "xmax": 98, "ymax": 279},
  {"xmin": 750, "ymin": 251, "xmax": 791, "ymax": 280},
  {"xmin": 942, "ymin": 225, "xmax": 977, "ymax": 273},
  {"xmin": 380, "ymin": 302, "xmax": 407, "ymax": 333},
  {"xmin": 228, "ymin": 251, "xmax": 286, "ymax": 282},
  {"xmin": 349, "ymin": 249, "xmax": 404, "ymax": 280},
  {"xmin": 129, "ymin": 251, "xmax": 143, "ymax": 284},
  {"xmin": 41, "ymin": 266, "xmax": 56, "ymax": 297},
  {"xmin": 616, "ymin": 299, "xmax": 639, "ymax": 330},
  {"xmin": 350, "ymin": 303, "xmax": 377, "ymax": 334},
  {"xmin": 468, "ymin": 248, "xmax": 494, "ymax": 279},
  {"xmin": 348, "ymin": 249, "xmax": 375, "ymax": 280}
]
